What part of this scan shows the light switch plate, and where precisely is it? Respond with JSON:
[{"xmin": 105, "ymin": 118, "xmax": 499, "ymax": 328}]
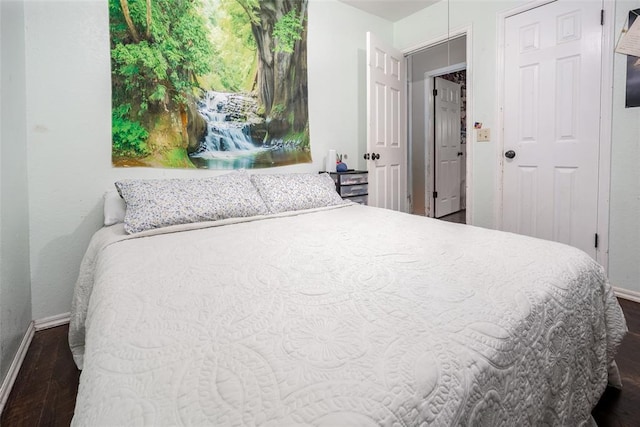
[{"xmin": 477, "ymin": 128, "xmax": 491, "ymax": 142}]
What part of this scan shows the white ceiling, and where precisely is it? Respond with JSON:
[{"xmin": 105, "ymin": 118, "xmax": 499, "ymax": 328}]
[{"xmin": 338, "ymin": 0, "xmax": 439, "ymax": 22}]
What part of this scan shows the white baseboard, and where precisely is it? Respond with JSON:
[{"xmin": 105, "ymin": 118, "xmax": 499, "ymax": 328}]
[
  {"xmin": 34, "ymin": 312, "xmax": 70, "ymax": 331},
  {"xmin": 0, "ymin": 322, "xmax": 35, "ymax": 415},
  {"xmin": 613, "ymin": 287, "xmax": 640, "ymax": 304}
]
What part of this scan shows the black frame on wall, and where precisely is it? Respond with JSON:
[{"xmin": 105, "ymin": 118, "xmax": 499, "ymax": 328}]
[{"xmin": 625, "ymin": 9, "xmax": 640, "ymax": 108}]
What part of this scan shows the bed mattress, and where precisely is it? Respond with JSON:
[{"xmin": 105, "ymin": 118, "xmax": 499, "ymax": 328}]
[{"xmin": 69, "ymin": 204, "xmax": 627, "ymax": 426}]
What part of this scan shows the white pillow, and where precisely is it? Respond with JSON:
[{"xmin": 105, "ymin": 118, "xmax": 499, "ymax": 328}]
[
  {"xmin": 250, "ymin": 173, "xmax": 347, "ymax": 214},
  {"xmin": 115, "ymin": 171, "xmax": 269, "ymax": 234},
  {"xmin": 103, "ymin": 190, "xmax": 126, "ymax": 226}
]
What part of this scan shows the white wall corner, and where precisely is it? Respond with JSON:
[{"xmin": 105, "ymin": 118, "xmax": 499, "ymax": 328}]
[
  {"xmin": 0, "ymin": 321, "xmax": 34, "ymax": 415},
  {"xmin": 34, "ymin": 312, "xmax": 70, "ymax": 331}
]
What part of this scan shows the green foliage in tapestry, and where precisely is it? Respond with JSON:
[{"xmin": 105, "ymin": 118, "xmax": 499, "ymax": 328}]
[
  {"xmin": 273, "ymin": 8, "xmax": 303, "ymax": 54},
  {"xmin": 109, "ymin": 0, "xmax": 214, "ymax": 156},
  {"xmin": 200, "ymin": 0, "xmax": 258, "ymax": 92},
  {"xmin": 112, "ymin": 104, "xmax": 150, "ymax": 157}
]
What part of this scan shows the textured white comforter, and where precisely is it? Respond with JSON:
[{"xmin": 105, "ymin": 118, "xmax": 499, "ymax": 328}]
[{"xmin": 69, "ymin": 204, "xmax": 627, "ymax": 426}]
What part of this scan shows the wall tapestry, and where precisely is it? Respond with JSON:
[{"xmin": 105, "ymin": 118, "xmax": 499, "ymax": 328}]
[
  {"xmin": 110, "ymin": 0, "xmax": 311, "ymax": 169},
  {"xmin": 625, "ymin": 9, "xmax": 640, "ymax": 108}
]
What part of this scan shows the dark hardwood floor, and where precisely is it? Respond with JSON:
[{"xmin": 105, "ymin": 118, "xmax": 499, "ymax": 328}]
[
  {"xmin": 1, "ymin": 299, "xmax": 639, "ymax": 426},
  {"xmin": 1, "ymin": 325, "xmax": 79, "ymax": 426},
  {"xmin": 592, "ymin": 297, "xmax": 640, "ymax": 426}
]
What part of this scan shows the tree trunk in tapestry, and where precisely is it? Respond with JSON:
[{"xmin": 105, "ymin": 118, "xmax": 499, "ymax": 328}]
[{"xmin": 110, "ymin": 0, "xmax": 311, "ymax": 169}]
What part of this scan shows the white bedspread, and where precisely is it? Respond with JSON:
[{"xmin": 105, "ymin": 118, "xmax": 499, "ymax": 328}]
[{"xmin": 69, "ymin": 204, "xmax": 627, "ymax": 426}]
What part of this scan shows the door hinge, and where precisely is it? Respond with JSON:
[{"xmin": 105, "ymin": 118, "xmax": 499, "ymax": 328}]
[
  {"xmin": 433, "ymin": 191, "xmax": 438, "ymax": 199},
  {"xmin": 595, "ymin": 233, "xmax": 599, "ymax": 248},
  {"xmin": 601, "ymin": 9, "xmax": 604, "ymax": 26},
  {"xmin": 433, "ymin": 89, "xmax": 438, "ymax": 97}
]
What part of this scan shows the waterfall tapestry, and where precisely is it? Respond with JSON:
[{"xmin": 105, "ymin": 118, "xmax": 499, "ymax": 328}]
[{"xmin": 110, "ymin": 0, "xmax": 311, "ymax": 169}]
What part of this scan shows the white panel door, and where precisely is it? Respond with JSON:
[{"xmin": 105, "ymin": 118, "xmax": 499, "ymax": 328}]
[
  {"xmin": 502, "ymin": 0, "xmax": 602, "ymax": 259},
  {"xmin": 366, "ymin": 32, "xmax": 407, "ymax": 212},
  {"xmin": 434, "ymin": 77, "xmax": 462, "ymax": 218}
]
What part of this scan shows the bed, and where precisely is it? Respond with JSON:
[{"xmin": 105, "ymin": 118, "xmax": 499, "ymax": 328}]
[{"xmin": 69, "ymin": 171, "xmax": 627, "ymax": 426}]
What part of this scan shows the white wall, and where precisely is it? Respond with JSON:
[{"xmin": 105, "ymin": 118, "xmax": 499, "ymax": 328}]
[
  {"xmin": 396, "ymin": 0, "xmax": 640, "ymax": 294},
  {"xmin": 18, "ymin": 0, "xmax": 640, "ymax": 324},
  {"xmin": 24, "ymin": 0, "xmax": 393, "ymax": 320},
  {"xmin": 308, "ymin": 1, "xmax": 393, "ymax": 173},
  {"xmin": 609, "ymin": 0, "xmax": 640, "ymax": 294},
  {"xmin": 396, "ymin": 0, "xmax": 529, "ymax": 228},
  {"xmin": 0, "ymin": 0, "xmax": 32, "ymax": 381}
]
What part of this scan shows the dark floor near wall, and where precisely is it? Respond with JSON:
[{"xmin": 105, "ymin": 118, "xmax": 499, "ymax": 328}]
[
  {"xmin": 1, "ymin": 325, "xmax": 79, "ymax": 427},
  {"xmin": 1, "ymin": 299, "xmax": 639, "ymax": 426},
  {"xmin": 592, "ymin": 297, "xmax": 640, "ymax": 425},
  {"xmin": 439, "ymin": 209, "xmax": 466, "ymax": 224}
]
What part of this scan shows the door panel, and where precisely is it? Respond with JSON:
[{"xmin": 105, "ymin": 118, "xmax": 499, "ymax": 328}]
[
  {"xmin": 553, "ymin": 167, "xmax": 576, "ymax": 244},
  {"xmin": 366, "ymin": 32, "xmax": 407, "ymax": 212},
  {"xmin": 434, "ymin": 77, "xmax": 462, "ymax": 218},
  {"xmin": 517, "ymin": 166, "xmax": 538, "ymax": 237},
  {"xmin": 502, "ymin": 0, "xmax": 602, "ymax": 258},
  {"xmin": 373, "ymin": 166, "xmax": 387, "ymax": 208},
  {"xmin": 390, "ymin": 164, "xmax": 401, "ymax": 211}
]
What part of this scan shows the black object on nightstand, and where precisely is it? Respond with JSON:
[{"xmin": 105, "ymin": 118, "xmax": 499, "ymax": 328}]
[{"xmin": 322, "ymin": 170, "xmax": 368, "ymax": 205}]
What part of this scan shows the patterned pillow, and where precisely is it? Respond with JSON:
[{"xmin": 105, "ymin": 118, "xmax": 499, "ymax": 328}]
[
  {"xmin": 115, "ymin": 172, "xmax": 269, "ymax": 234},
  {"xmin": 250, "ymin": 173, "xmax": 347, "ymax": 214}
]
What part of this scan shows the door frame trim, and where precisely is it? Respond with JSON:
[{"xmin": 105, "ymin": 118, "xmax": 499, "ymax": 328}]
[
  {"xmin": 495, "ymin": 0, "xmax": 613, "ymax": 271},
  {"xmin": 403, "ymin": 24, "xmax": 473, "ymax": 224},
  {"xmin": 597, "ymin": 0, "xmax": 614, "ymax": 273}
]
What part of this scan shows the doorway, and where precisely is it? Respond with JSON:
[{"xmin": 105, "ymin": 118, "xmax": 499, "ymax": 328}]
[
  {"xmin": 433, "ymin": 72, "xmax": 466, "ymax": 220},
  {"xmin": 407, "ymin": 35, "xmax": 468, "ymax": 223}
]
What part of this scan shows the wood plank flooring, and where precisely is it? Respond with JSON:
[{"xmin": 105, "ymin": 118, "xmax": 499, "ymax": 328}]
[
  {"xmin": 1, "ymin": 298, "xmax": 639, "ymax": 426},
  {"xmin": 592, "ymin": 297, "xmax": 640, "ymax": 425},
  {"xmin": 1, "ymin": 325, "xmax": 79, "ymax": 426}
]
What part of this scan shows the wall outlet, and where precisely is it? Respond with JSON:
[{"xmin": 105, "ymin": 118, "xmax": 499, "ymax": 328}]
[{"xmin": 477, "ymin": 128, "xmax": 491, "ymax": 142}]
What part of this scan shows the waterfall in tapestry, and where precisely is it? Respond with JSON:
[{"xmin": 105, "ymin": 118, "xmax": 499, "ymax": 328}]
[{"xmin": 110, "ymin": 0, "xmax": 311, "ymax": 169}]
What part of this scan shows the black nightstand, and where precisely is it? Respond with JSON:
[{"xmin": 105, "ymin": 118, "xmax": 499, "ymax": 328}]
[{"xmin": 323, "ymin": 170, "xmax": 368, "ymax": 205}]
